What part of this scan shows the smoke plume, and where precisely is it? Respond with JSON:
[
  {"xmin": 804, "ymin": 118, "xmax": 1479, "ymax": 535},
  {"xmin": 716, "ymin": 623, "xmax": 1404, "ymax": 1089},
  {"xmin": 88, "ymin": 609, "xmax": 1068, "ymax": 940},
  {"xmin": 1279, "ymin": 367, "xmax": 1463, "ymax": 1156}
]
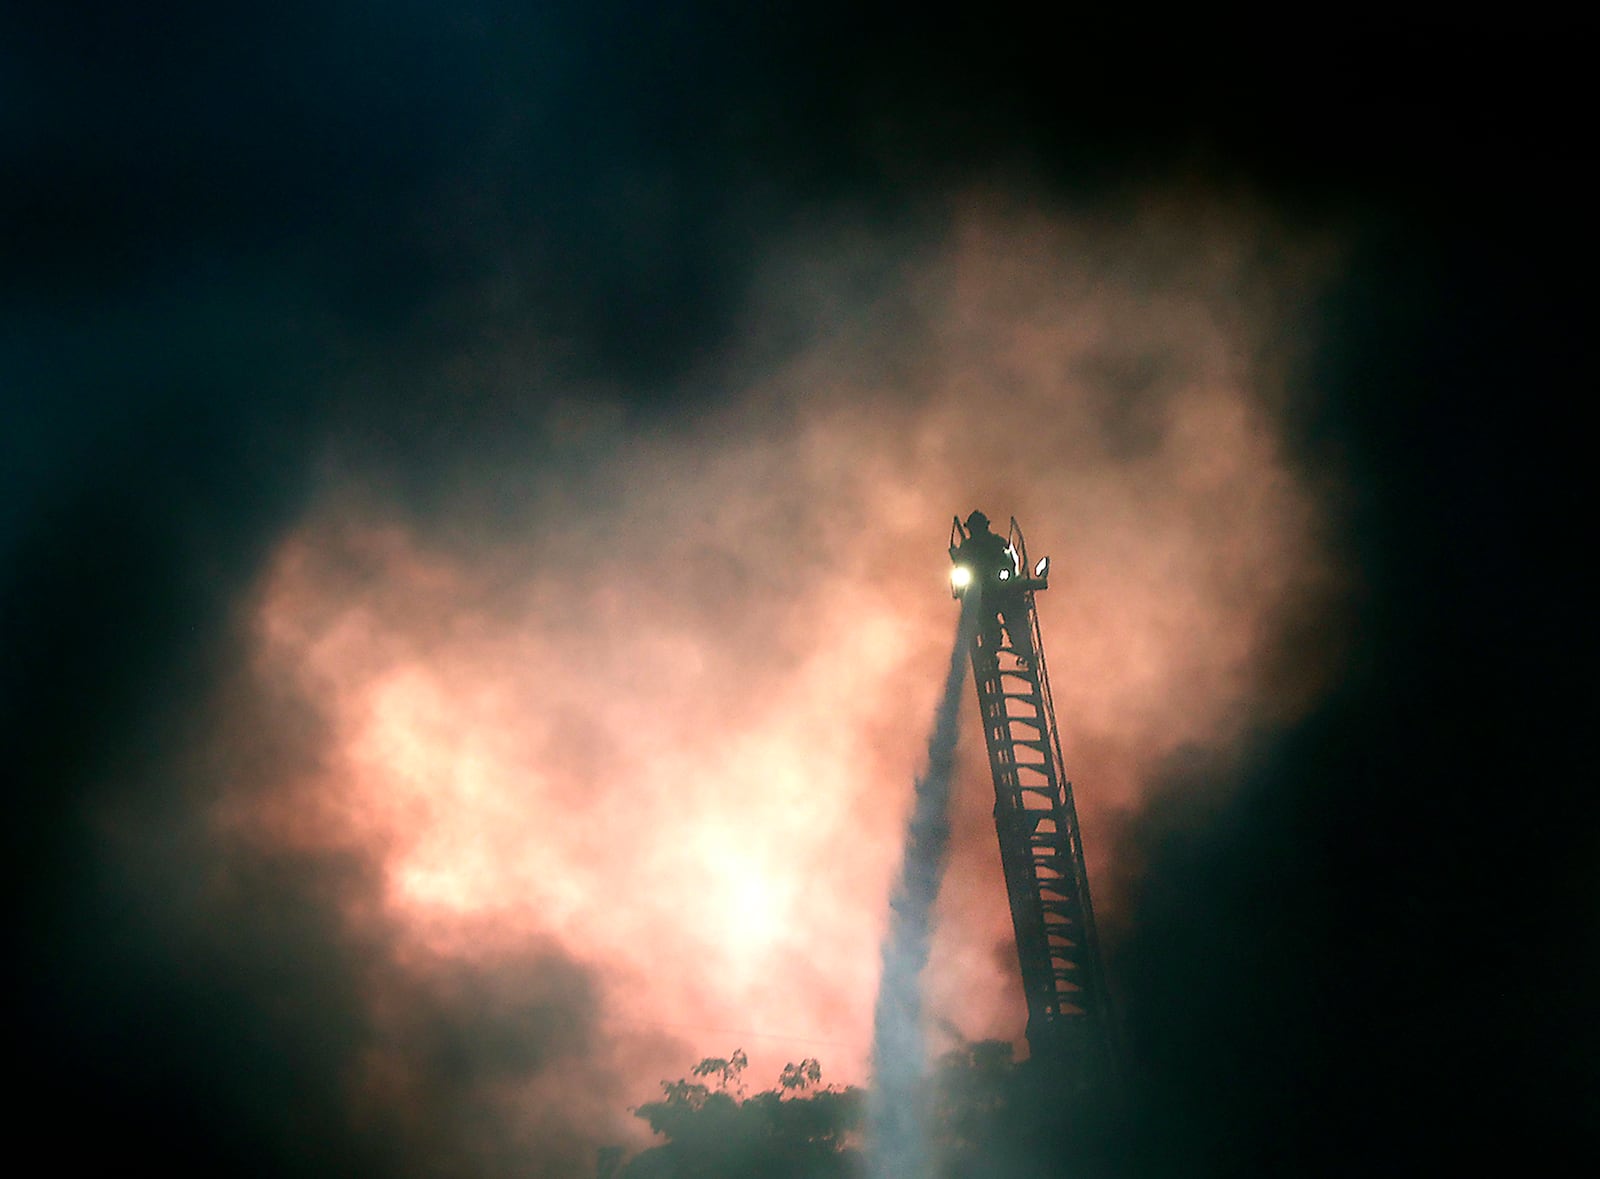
[
  {"xmin": 11, "ymin": 10, "xmax": 1588, "ymax": 1174},
  {"xmin": 205, "ymin": 200, "xmax": 1340, "ymax": 1167}
]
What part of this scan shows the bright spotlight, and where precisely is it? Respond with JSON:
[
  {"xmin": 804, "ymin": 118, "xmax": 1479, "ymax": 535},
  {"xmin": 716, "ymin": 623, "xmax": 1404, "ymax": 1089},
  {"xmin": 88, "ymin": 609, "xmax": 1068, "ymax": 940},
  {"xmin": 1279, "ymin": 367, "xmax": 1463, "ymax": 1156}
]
[
  {"xmin": 950, "ymin": 565, "xmax": 973, "ymax": 589},
  {"xmin": 998, "ymin": 569, "xmax": 1010, "ymax": 580},
  {"xmin": 1034, "ymin": 556, "xmax": 1049, "ymax": 578}
]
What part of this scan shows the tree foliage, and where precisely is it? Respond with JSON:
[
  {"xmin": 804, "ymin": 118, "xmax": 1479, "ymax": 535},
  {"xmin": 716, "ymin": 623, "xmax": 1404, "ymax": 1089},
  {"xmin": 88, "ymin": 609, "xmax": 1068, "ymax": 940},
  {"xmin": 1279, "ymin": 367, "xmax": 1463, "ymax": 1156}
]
[
  {"xmin": 618, "ymin": 1039, "xmax": 1116, "ymax": 1178},
  {"xmin": 622, "ymin": 1051, "xmax": 864, "ymax": 1179}
]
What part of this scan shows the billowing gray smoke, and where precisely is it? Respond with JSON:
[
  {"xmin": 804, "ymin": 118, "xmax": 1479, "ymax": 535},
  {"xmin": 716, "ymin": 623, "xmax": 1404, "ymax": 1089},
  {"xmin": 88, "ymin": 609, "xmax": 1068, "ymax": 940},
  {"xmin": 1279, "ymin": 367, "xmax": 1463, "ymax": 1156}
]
[{"xmin": 867, "ymin": 589, "xmax": 982, "ymax": 1177}]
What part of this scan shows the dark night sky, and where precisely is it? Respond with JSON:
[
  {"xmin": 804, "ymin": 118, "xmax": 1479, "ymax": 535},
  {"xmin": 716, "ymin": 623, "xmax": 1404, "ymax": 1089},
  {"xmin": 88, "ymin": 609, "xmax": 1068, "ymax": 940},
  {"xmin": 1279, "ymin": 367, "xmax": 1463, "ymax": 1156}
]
[{"xmin": 5, "ymin": 8, "xmax": 1594, "ymax": 1176}]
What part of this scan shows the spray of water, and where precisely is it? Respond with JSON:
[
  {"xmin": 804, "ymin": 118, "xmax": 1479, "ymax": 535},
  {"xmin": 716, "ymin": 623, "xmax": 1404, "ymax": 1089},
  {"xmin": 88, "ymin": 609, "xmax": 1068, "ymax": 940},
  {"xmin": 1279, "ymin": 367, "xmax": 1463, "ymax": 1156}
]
[{"xmin": 867, "ymin": 589, "xmax": 982, "ymax": 1178}]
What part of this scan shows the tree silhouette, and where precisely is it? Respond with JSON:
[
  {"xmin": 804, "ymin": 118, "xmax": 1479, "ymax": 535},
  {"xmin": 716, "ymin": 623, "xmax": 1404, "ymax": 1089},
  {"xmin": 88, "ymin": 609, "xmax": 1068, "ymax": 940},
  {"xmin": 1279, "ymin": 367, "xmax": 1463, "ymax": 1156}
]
[
  {"xmin": 779, "ymin": 1058, "xmax": 823, "ymax": 1094},
  {"xmin": 621, "ymin": 1051, "xmax": 864, "ymax": 1179},
  {"xmin": 616, "ymin": 1039, "xmax": 1118, "ymax": 1177}
]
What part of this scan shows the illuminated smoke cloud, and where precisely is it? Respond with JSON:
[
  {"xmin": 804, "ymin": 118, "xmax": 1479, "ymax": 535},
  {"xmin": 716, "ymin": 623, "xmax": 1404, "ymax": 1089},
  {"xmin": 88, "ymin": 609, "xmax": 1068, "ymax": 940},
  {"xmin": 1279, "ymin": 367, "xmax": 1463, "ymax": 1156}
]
[
  {"xmin": 867, "ymin": 593, "xmax": 980, "ymax": 1178},
  {"xmin": 230, "ymin": 198, "xmax": 1339, "ymax": 1164},
  {"xmin": 12, "ymin": 12, "xmax": 1577, "ymax": 1172}
]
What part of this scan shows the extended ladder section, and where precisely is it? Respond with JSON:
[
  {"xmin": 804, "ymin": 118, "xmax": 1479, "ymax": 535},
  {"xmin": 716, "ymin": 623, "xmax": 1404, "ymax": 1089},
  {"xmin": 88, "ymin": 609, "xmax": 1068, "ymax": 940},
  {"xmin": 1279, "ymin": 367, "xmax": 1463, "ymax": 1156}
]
[{"xmin": 952, "ymin": 516, "xmax": 1116, "ymax": 1093}]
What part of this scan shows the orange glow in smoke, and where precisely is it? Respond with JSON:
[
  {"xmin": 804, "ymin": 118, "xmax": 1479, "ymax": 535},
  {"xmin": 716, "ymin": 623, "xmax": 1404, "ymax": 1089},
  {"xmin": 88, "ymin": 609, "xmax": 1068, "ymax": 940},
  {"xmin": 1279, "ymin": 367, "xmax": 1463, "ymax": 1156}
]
[{"xmin": 238, "ymin": 202, "xmax": 1340, "ymax": 1098}]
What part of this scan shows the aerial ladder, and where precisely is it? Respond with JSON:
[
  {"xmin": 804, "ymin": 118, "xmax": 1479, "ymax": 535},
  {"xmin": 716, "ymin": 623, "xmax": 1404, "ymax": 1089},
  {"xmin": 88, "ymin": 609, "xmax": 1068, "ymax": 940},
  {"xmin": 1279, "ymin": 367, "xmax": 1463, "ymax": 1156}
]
[{"xmin": 948, "ymin": 511, "xmax": 1117, "ymax": 1094}]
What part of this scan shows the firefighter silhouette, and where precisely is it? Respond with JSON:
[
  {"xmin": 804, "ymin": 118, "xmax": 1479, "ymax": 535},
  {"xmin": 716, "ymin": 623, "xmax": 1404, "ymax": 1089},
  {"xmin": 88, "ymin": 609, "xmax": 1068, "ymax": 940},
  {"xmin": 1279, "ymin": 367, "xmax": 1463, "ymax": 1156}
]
[{"xmin": 954, "ymin": 510, "xmax": 1036, "ymax": 667}]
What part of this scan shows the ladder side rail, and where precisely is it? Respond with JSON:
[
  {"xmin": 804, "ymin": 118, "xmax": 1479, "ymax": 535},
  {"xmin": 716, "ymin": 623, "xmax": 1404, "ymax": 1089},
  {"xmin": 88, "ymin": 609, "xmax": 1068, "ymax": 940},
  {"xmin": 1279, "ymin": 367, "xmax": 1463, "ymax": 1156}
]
[
  {"xmin": 976, "ymin": 630, "xmax": 1100, "ymax": 1032},
  {"xmin": 1023, "ymin": 584, "xmax": 1121, "ymax": 1090},
  {"xmin": 971, "ymin": 644, "xmax": 1065, "ymax": 1027},
  {"xmin": 1026, "ymin": 587, "xmax": 1103, "ymax": 963},
  {"xmin": 954, "ymin": 519, "xmax": 1119, "ymax": 1095}
]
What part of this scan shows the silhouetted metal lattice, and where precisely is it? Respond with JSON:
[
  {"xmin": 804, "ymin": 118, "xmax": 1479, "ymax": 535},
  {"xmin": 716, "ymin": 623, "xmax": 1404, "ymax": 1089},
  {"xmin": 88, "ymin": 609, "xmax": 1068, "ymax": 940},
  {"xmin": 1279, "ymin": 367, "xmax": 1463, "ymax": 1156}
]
[{"xmin": 949, "ymin": 514, "xmax": 1116, "ymax": 1093}]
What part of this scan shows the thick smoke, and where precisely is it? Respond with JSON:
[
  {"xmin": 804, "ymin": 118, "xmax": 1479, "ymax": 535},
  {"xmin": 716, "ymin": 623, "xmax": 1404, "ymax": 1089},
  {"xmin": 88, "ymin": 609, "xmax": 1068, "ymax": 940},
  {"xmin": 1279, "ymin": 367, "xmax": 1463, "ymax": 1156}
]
[
  {"xmin": 867, "ymin": 592, "xmax": 981, "ymax": 1177},
  {"xmin": 79, "ymin": 613, "xmax": 634, "ymax": 1177},
  {"xmin": 218, "ymin": 202, "xmax": 1339, "ymax": 1162},
  {"xmin": 4, "ymin": 20, "xmax": 1395, "ymax": 1179},
  {"xmin": 0, "ymin": 191, "xmax": 1341, "ymax": 1178},
  {"xmin": 12, "ymin": 10, "xmax": 1590, "ymax": 1174}
]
